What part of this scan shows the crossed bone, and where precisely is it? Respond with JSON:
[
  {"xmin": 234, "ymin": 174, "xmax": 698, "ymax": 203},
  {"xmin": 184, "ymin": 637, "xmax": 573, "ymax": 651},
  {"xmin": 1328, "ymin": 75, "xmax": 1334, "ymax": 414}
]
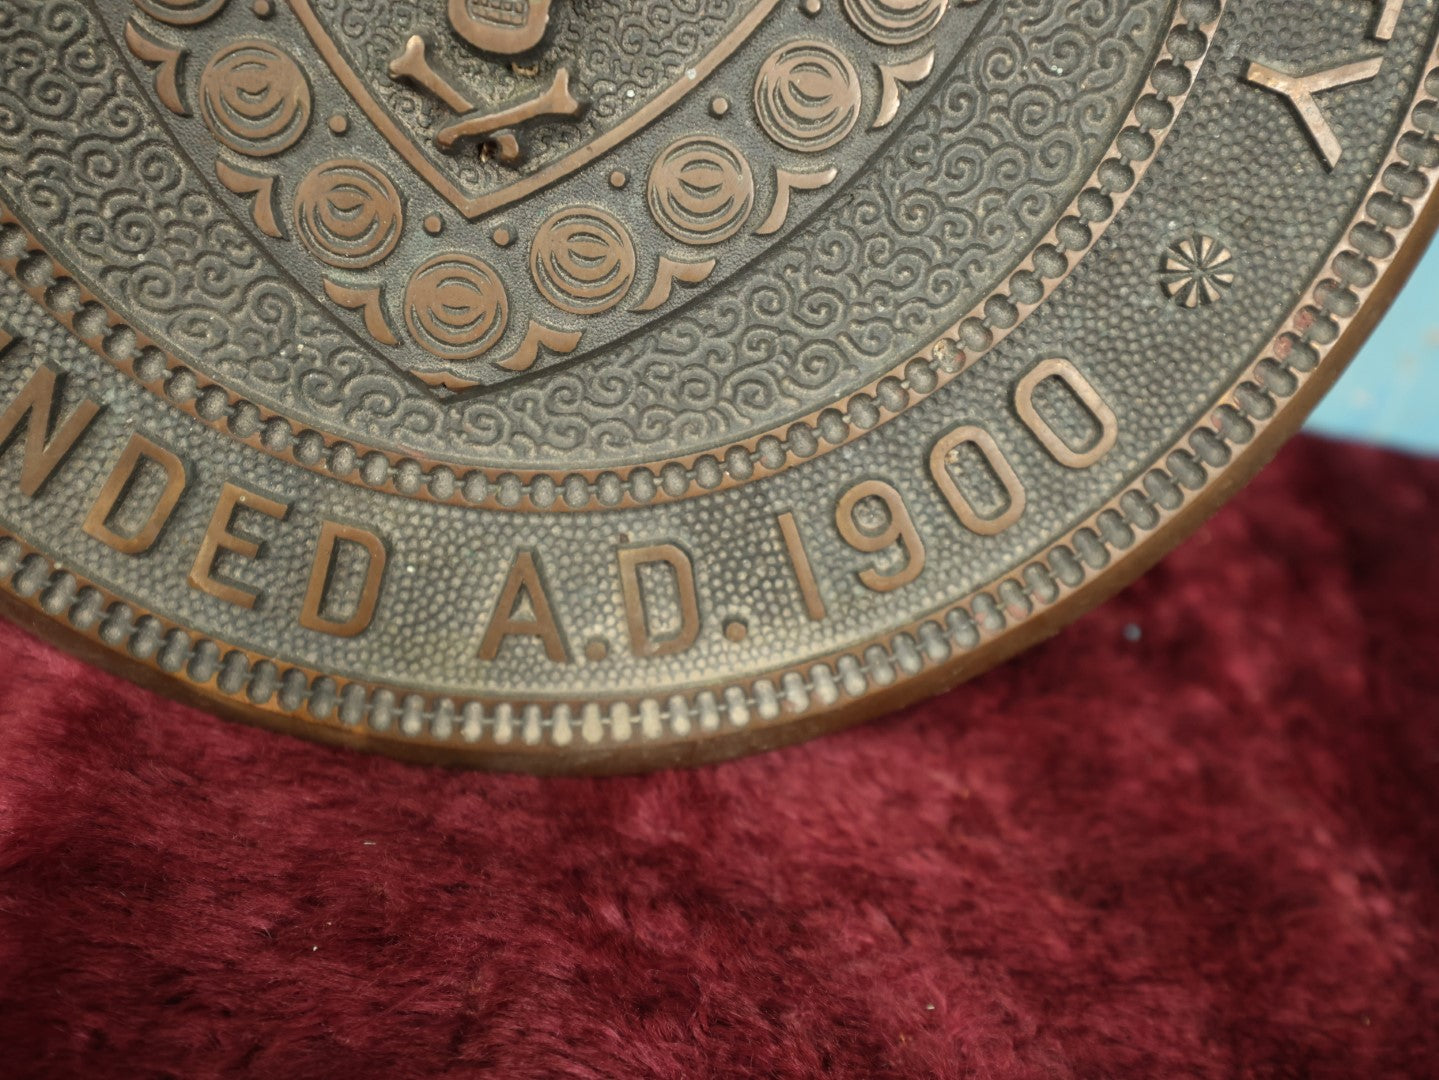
[{"xmin": 389, "ymin": 35, "xmax": 584, "ymax": 164}]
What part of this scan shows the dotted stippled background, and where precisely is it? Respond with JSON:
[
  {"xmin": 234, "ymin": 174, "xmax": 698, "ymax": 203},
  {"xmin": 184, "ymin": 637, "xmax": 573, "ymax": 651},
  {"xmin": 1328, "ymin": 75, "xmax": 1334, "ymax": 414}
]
[{"xmin": 0, "ymin": 0, "xmax": 1434, "ymax": 766}]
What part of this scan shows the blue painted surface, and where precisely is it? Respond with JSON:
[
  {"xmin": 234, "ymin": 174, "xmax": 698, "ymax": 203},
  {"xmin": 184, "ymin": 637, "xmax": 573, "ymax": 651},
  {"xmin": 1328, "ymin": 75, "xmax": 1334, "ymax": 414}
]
[{"xmin": 1305, "ymin": 239, "xmax": 1439, "ymax": 454}]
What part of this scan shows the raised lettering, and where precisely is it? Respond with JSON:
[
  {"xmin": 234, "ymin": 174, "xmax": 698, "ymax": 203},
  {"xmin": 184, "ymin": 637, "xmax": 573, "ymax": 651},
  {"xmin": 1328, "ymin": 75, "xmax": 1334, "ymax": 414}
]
[
  {"xmin": 618, "ymin": 543, "xmax": 700, "ymax": 658},
  {"xmin": 1372, "ymin": 0, "xmax": 1404, "ymax": 41},
  {"xmin": 83, "ymin": 433, "xmax": 187, "ymax": 554},
  {"xmin": 777, "ymin": 511, "xmax": 826, "ymax": 621},
  {"xmin": 836, "ymin": 480, "xmax": 925, "ymax": 592},
  {"xmin": 1245, "ymin": 58, "xmax": 1384, "ymax": 169},
  {"xmin": 0, "ymin": 359, "xmax": 102, "ymax": 498},
  {"xmin": 187, "ymin": 482, "xmax": 290, "ymax": 609},
  {"xmin": 478, "ymin": 549, "xmax": 569, "ymax": 662},
  {"xmin": 299, "ymin": 520, "xmax": 387, "ymax": 638},
  {"xmin": 1015, "ymin": 358, "xmax": 1119, "ymax": 469},
  {"xmin": 930, "ymin": 426, "xmax": 1026, "ymax": 536}
]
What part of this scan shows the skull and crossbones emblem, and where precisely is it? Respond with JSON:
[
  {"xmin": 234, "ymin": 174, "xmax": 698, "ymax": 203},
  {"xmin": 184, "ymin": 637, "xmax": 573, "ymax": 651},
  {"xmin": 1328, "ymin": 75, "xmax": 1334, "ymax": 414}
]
[{"xmin": 389, "ymin": 0, "xmax": 584, "ymax": 165}]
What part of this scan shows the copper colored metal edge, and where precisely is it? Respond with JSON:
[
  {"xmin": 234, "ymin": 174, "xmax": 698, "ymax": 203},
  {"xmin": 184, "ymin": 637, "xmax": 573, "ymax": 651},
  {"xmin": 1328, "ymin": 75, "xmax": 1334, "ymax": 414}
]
[
  {"xmin": 2, "ymin": 170, "xmax": 1431, "ymax": 775},
  {"xmin": 2, "ymin": 14, "xmax": 1434, "ymax": 774}
]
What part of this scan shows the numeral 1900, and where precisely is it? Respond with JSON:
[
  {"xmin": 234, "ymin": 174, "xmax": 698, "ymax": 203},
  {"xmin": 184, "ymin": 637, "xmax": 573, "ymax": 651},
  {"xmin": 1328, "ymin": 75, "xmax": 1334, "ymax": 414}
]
[{"xmin": 836, "ymin": 358, "xmax": 1118, "ymax": 592}]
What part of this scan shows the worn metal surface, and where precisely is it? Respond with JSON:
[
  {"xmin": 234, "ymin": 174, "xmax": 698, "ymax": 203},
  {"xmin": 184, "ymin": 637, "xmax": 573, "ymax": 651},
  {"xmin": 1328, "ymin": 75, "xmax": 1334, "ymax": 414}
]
[{"xmin": 0, "ymin": 0, "xmax": 1434, "ymax": 771}]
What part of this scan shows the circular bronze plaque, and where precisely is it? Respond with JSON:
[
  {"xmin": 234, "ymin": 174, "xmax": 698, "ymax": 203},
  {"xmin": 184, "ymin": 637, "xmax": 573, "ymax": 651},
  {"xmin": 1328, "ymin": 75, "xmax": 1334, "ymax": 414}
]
[{"xmin": 0, "ymin": 0, "xmax": 1434, "ymax": 771}]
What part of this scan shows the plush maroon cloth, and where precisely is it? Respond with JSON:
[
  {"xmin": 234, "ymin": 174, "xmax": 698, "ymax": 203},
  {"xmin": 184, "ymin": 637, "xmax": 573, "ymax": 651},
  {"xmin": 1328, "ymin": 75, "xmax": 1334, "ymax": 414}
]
[{"xmin": 1, "ymin": 434, "xmax": 1437, "ymax": 1079}]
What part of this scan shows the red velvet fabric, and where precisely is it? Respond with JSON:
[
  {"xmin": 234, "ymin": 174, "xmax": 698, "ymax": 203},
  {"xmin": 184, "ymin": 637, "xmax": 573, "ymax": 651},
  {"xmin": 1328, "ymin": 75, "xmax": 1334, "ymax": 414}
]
[{"xmin": 1, "ymin": 434, "xmax": 1436, "ymax": 1079}]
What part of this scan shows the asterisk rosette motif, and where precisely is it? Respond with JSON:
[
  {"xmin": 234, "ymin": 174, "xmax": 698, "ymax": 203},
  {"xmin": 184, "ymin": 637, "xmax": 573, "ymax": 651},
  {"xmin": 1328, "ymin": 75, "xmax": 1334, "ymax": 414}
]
[{"xmin": 1161, "ymin": 233, "xmax": 1235, "ymax": 308}]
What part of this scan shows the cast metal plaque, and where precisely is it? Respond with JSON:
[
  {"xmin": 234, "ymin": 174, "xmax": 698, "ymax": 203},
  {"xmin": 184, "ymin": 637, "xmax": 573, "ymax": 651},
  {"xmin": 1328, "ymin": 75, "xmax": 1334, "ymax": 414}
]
[{"xmin": 0, "ymin": 0, "xmax": 1433, "ymax": 770}]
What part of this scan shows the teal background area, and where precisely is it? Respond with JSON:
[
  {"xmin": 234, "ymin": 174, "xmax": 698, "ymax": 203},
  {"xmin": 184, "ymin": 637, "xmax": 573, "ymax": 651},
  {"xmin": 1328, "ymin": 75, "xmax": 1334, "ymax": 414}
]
[{"xmin": 1306, "ymin": 240, "xmax": 1439, "ymax": 454}]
